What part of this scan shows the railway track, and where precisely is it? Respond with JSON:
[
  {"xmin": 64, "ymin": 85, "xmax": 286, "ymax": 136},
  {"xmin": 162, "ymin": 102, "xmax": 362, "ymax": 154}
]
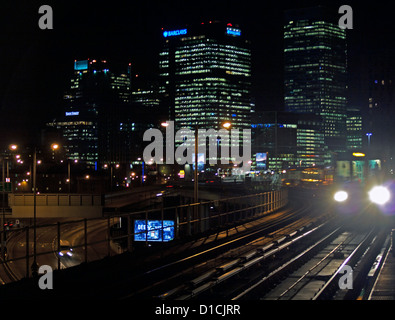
[
  {"xmin": 226, "ymin": 219, "xmax": 389, "ymax": 301},
  {"xmin": 255, "ymin": 229, "xmax": 374, "ymax": 300},
  {"xmin": 146, "ymin": 210, "xmax": 390, "ymax": 301},
  {"xmin": 162, "ymin": 220, "xmax": 335, "ymax": 300},
  {"xmin": 122, "ymin": 195, "xmax": 332, "ymax": 299}
]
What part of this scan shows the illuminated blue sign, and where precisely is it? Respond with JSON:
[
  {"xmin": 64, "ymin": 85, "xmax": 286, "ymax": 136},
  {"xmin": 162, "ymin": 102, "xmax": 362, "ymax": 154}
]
[
  {"xmin": 134, "ymin": 220, "xmax": 175, "ymax": 242},
  {"xmin": 226, "ymin": 27, "xmax": 241, "ymax": 36},
  {"xmin": 163, "ymin": 29, "xmax": 187, "ymax": 38},
  {"xmin": 74, "ymin": 60, "xmax": 88, "ymax": 71},
  {"xmin": 65, "ymin": 111, "xmax": 79, "ymax": 116},
  {"xmin": 256, "ymin": 153, "xmax": 267, "ymax": 170}
]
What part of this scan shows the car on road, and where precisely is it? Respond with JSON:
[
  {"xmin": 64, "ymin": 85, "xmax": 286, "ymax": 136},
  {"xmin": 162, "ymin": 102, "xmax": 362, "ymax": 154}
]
[{"xmin": 58, "ymin": 240, "xmax": 73, "ymax": 258}]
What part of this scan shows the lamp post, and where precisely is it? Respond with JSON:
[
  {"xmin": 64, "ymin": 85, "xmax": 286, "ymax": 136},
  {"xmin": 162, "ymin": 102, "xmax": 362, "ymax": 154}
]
[
  {"xmin": 366, "ymin": 133, "xmax": 372, "ymax": 149},
  {"xmin": 31, "ymin": 143, "xmax": 59, "ymax": 277},
  {"xmin": 221, "ymin": 121, "xmax": 232, "ymax": 173},
  {"xmin": 1, "ymin": 156, "xmax": 5, "ymax": 260},
  {"xmin": 31, "ymin": 147, "xmax": 38, "ymax": 276},
  {"xmin": 161, "ymin": 121, "xmax": 174, "ymax": 182},
  {"xmin": 194, "ymin": 125, "xmax": 198, "ymax": 204},
  {"xmin": 1, "ymin": 144, "xmax": 18, "ymax": 259},
  {"xmin": 67, "ymin": 159, "xmax": 78, "ymax": 193},
  {"xmin": 1, "ymin": 156, "xmax": 4, "ymax": 259}
]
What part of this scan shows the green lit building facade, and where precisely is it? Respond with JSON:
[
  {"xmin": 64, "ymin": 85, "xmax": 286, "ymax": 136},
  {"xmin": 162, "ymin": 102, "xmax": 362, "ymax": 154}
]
[
  {"xmin": 159, "ymin": 21, "xmax": 252, "ymax": 132},
  {"xmin": 346, "ymin": 108, "xmax": 363, "ymax": 151},
  {"xmin": 284, "ymin": 7, "xmax": 348, "ymax": 157}
]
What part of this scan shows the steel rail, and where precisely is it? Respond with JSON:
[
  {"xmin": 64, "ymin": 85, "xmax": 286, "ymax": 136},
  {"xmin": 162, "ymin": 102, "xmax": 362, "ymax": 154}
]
[{"xmin": 232, "ymin": 225, "xmax": 342, "ymax": 300}]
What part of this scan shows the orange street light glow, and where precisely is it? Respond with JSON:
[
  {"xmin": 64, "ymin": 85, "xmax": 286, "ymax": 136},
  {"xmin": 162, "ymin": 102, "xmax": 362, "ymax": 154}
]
[
  {"xmin": 222, "ymin": 122, "xmax": 231, "ymax": 129},
  {"xmin": 352, "ymin": 152, "xmax": 365, "ymax": 157}
]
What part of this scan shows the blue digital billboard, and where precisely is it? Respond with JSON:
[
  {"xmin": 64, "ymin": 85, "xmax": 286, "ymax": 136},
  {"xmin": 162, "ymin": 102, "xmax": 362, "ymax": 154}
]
[
  {"xmin": 192, "ymin": 153, "xmax": 205, "ymax": 171},
  {"xmin": 134, "ymin": 220, "xmax": 175, "ymax": 242},
  {"xmin": 256, "ymin": 153, "xmax": 267, "ymax": 170}
]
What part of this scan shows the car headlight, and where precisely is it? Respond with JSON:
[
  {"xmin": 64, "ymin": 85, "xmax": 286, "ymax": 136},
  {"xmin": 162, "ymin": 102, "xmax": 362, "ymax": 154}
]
[
  {"xmin": 334, "ymin": 190, "xmax": 348, "ymax": 202},
  {"xmin": 369, "ymin": 186, "xmax": 391, "ymax": 205}
]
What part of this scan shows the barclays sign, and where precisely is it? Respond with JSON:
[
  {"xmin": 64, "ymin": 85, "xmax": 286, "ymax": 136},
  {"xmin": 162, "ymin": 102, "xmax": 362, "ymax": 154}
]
[
  {"xmin": 163, "ymin": 29, "xmax": 187, "ymax": 38},
  {"xmin": 226, "ymin": 27, "xmax": 241, "ymax": 37}
]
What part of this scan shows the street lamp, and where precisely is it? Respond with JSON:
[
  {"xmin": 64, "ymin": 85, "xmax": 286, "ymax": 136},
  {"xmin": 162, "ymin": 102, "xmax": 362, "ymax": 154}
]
[
  {"xmin": 31, "ymin": 143, "xmax": 59, "ymax": 277},
  {"xmin": 222, "ymin": 122, "xmax": 232, "ymax": 129},
  {"xmin": 1, "ymin": 144, "xmax": 18, "ymax": 259},
  {"xmin": 366, "ymin": 133, "xmax": 372, "ymax": 148},
  {"xmin": 193, "ymin": 122, "xmax": 232, "ymax": 203},
  {"xmin": 194, "ymin": 125, "xmax": 199, "ymax": 204},
  {"xmin": 31, "ymin": 147, "xmax": 39, "ymax": 276},
  {"xmin": 67, "ymin": 159, "xmax": 78, "ymax": 193},
  {"xmin": 220, "ymin": 121, "xmax": 232, "ymax": 169}
]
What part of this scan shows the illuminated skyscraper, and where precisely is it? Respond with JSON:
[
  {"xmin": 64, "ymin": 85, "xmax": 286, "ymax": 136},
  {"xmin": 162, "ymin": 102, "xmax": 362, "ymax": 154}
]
[
  {"xmin": 346, "ymin": 108, "xmax": 362, "ymax": 151},
  {"xmin": 284, "ymin": 6, "xmax": 348, "ymax": 156},
  {"xmin": 50, "ymin": 59, "xmax": 132, "ymax": 167},
  {"xmin": 252, "ymin": 111, "xmax": 325, "ymax": 171},
  {"xmin": 159, "ymin": 21, "xmax": 252, "ymax": 132}
]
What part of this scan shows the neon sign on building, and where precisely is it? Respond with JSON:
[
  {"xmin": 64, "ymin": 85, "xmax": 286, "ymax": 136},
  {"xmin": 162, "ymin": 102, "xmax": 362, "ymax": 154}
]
[
  {"xmin": 226, "ymin": 27, "xmax": 241, "ymax": 36},
  {"xmin": 163, "ymin": 29, "xmax": 187, "ymax": 37}
]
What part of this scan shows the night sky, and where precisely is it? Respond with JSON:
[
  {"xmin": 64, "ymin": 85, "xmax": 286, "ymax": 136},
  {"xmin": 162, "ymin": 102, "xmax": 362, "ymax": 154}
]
[{"xmin": 1, "ymin": 0, "xmax": 394, "ymax": 147}]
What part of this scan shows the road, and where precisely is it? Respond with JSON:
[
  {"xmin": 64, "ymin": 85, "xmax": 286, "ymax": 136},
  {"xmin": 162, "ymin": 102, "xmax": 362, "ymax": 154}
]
[
  {"xmin": 0, "ymin": 217, "xmax": 119, "ymax": 282},
  {"xmin": 0, "ymin": 185, "xmax": 289, "ymax": 289},
  {"xmin": 0, "ymin": 185, "xmax": 171, "ymax": 282}
]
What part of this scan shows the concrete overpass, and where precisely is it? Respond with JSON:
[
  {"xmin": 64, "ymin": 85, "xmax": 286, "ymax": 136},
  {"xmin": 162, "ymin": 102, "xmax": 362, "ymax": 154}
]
[{"xmin": 8, "ymin": 193, "xmax": 104, "ymax": 218}]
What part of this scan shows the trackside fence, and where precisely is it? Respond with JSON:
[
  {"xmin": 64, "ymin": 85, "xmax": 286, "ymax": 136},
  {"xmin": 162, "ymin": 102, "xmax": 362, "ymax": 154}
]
[{"xmin": 0, "ymin": 189, "xmax": 288, "ymax": 279}]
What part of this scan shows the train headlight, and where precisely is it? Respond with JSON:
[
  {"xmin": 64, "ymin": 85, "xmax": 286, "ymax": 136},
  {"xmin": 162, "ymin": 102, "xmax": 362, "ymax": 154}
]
[
  {"xmin": 369, "ymin": 186, "xmax": 391, "ymax": 205},
  {"xmin": 334, "ymin": 190, "xmax": 348, "ymax": 202}
]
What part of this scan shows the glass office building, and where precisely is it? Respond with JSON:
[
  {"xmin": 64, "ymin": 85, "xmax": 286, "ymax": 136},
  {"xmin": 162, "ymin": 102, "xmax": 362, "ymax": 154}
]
[
  {"xmin": 252, "ymin": 111, "xmax": 325, "ymax": 171},
  {"xmin": 51, "ymin": 58, "xmax": 132, "ymax": 166},
  {"xmin": 159, "ymin": 21, "xmax": 252, "ymax": 132},
  {"xmin": 346, "ymin": 108, "xmax": 362, "ymax": 151},
  {"xmin": 284, "ymin": 6, "xmax": 347, "ymax": 155}
]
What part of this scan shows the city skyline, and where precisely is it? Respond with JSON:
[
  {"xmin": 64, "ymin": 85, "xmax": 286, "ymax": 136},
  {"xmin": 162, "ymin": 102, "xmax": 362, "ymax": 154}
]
[
  {"xmin": 2, "ymin": 1, "xmax": 395, "ymax": 302},
  {"xmin": 1, "ymin": 0, "xmax": 394, "ymax": 150}
]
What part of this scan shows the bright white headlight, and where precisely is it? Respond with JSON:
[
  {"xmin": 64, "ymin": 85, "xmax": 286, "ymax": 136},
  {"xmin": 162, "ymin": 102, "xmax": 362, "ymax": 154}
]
[
  {"xmin": 369, "ymin": 186, "xmax": 391, "ymax": 205},
  {"xmin": 334, "ymin": 190, "xmax": 348, "ymax": 202}
]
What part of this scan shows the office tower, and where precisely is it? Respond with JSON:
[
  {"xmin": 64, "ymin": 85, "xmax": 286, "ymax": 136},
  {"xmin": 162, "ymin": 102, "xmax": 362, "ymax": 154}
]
[
  {"xmin": 49, "ymin": 58, "xmax": 132, "ymax": 167},
  {"xmin": 131, "ymin": 75, "xmax": 161, "ymax": 113},
  {"xmin": 159, "ymin": 21, "xmax": 252, "ymax": 132},
  {"xmin": 346, "ymin": 108, "xmax": 362, "ymax": 151},
  {"xmin": 252, "ymin": 111, "xmax": 325, "ymax": 171},
  {"xmin": 284, "ymin": 6, "xmax": 348, "ymax": 156}
]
